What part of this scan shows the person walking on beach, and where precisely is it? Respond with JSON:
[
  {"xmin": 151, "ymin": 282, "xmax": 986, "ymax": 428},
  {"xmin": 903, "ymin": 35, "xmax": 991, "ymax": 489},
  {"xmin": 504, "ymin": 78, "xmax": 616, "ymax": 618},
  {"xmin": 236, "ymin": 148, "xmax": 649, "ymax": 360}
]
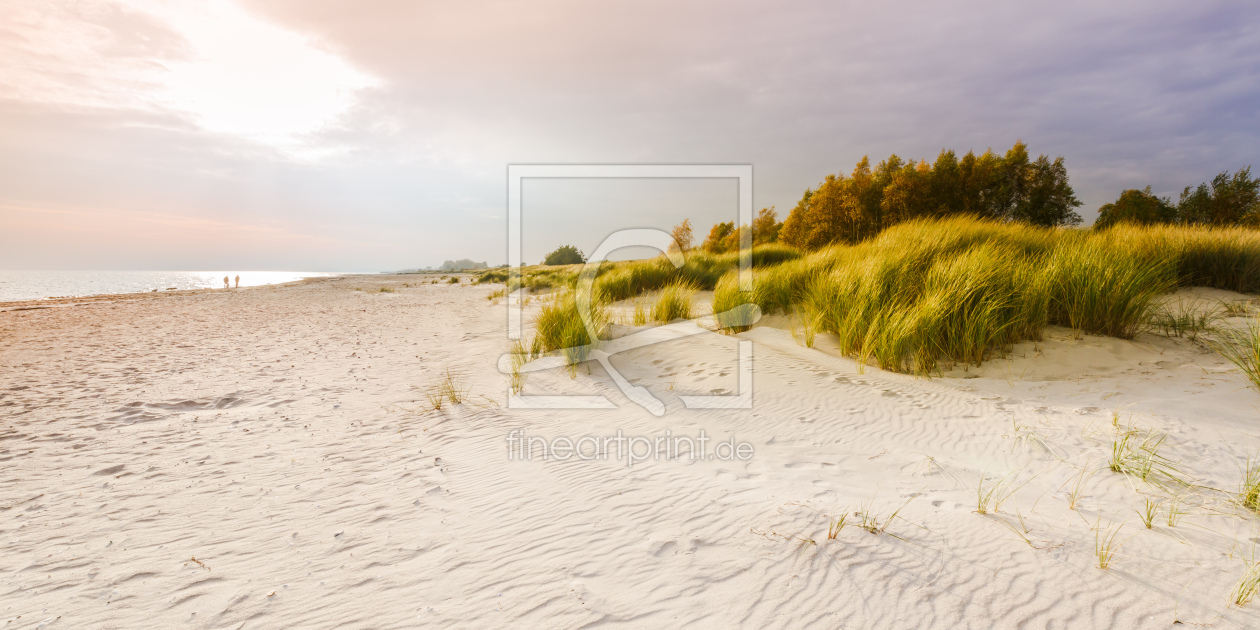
[
  {"xmin": 235, "ymin": 275, "xmax": 240, "ymax": 288},
  {"xmin": 223, "ymin": 275, "xmax": 229, "ymax": 289}
]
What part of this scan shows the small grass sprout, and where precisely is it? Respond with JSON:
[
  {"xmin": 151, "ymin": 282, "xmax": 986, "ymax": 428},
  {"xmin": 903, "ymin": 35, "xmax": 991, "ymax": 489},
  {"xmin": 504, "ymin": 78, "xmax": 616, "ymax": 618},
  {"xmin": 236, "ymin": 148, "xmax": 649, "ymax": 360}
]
[
  {"xmin": 1109, "ymin": 426, "xmax": 1186, "ymax": 488},
  {"xmin": 1095, "ymin": 520, "xmax": 1126, "ymax": 570},
  {"xmin": 1067, "ymin": 462, "xmax": 1096, "ymax": 511},
  {"xmin": 1239, "ymin": 453, "xmax": 1260, "ymax": 513},
  {"xmin": 1148, "ymin": 297, "xmax": 1219, "ymax": 340},
  {"xmin": 827, "ymin": 513, "xmax": 848, "ymax": 540},
  {"xmin": 1212, "ymin": 318, "xmax": 1260, "ymax": 392},
  {"xmin": 1138, "ymin": 497, "xmax": 1160, "ymax": 529},
  {"xmin": 425, "ymin": 368, "xmax": 469, "ymax": 410},
  {"xmin": 1233, "ymin": 559, "xmax": 1260, "ymax": 607}
]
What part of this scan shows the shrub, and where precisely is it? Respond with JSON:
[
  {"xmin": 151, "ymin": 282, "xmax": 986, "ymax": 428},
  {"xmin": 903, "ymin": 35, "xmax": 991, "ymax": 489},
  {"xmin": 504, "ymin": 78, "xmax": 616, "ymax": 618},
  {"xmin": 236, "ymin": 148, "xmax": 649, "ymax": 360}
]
[{"xmin": 543, "ymin": 245, "xmax": 586, "ymax": 266}]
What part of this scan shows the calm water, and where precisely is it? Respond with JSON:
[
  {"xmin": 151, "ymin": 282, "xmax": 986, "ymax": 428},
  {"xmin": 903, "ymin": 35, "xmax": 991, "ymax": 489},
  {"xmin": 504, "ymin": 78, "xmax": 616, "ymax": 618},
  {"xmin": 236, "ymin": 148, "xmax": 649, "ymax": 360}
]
[{"xmin": 0, "ymin": 270, "xmax": 347, "ymax": 302}]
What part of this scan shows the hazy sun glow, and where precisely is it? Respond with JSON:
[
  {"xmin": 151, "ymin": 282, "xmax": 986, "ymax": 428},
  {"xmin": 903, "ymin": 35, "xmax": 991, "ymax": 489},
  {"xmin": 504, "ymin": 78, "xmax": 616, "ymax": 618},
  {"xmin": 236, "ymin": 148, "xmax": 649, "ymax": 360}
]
[
  {"xmin": 0, "ymin": 0, "xmax": 378, "ymax": 144},
  {"xmin": 151, "ymin": 0, "xmax": 378, "ymax": 142}
]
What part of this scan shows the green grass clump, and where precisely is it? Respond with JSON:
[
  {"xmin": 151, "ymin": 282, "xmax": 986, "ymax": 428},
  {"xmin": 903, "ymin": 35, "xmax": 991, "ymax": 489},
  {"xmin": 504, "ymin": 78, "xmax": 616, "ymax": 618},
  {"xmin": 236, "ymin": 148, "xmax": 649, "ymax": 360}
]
[
  {"xmin": 1045, "ymin": 236, "xmax": 1175, "ymax": 338},
  {"xmin": 632, "ymin": 299, "xmax": 648, "ymax": 326},
  {"xmin": 712, "ymin": 272, "xmax": 753, "ymax": 333},
  {"xmin": 530, "ymin": 291, "xmax": 608, "ymax": 373},
  {"xmin": 475, "ymin": 268, "xmax": 509, "ymax": 284},
  {"xmin": 651, "ymin": 280, "xmax": 697, "ymax": 323},
  {"xmin": 447, "ymin": 276, "xmax": 461, "ymax": 284},
  {"xmin": 593, "ymin": 257, "xmax": 677, "ymax": 303}
]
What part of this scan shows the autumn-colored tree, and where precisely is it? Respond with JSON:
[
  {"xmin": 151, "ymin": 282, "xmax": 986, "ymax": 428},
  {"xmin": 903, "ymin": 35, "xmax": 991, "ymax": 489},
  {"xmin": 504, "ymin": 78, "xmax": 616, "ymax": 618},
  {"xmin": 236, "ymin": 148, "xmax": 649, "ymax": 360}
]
[
  {"xmin": 751, "ymin": 207, "xmax": 781, "ymax": 245},
  {"xmin": 777, "ymin": 189, "xmax": 813, "ymax": 248},
  {"xmin": 778, "ymin": 141, "xmax": 1082, "ymax": 249},
  {"xmin": 718, "ymin": 224, "xmax": 749, "ymax": 253},
  {"xmin": 669, "ymin": 218, "xmax": 694, "ymax": 254},
  {"xmin": 881, "ymin": 160, "xmax": 933, "ymax": 224},
  {"xmin": 702, "ymin": 221, "xmax": 735, "ymax": 253}
]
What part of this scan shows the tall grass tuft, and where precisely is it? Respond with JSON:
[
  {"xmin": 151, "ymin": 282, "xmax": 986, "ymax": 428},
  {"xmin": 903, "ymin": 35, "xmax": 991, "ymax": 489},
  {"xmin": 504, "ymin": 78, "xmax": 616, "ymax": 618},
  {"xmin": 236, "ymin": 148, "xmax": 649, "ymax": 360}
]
[
  {"xmin": 530, "ymin": 291, "xmax": 608, "ymax": 374},
  {"xmin": 1045, "ymin": 237, "xmax": 1175, "ymax": 338},
  {"xmin": 712, "ymin": 272, "xmax": 752, "ymax": 333},
  {"xmin": 651, "ymin": 280, "xmax": 697, "ymax": 323}
]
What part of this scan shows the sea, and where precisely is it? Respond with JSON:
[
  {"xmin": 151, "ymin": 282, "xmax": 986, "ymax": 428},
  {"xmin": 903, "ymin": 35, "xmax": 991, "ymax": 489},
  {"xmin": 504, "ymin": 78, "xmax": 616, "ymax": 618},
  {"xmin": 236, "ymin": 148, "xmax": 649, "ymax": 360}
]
[{"xmin": 0, "ymin": 270, "xmax": 348, "ymax": 302}]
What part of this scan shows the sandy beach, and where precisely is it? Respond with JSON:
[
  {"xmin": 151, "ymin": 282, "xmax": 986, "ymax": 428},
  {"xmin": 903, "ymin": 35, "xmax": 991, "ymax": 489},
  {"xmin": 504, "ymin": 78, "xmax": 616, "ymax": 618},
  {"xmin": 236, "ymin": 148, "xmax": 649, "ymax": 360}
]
[{"xmin": 1, "ymin": 275, "xmax": 1258, "ymax": 628}]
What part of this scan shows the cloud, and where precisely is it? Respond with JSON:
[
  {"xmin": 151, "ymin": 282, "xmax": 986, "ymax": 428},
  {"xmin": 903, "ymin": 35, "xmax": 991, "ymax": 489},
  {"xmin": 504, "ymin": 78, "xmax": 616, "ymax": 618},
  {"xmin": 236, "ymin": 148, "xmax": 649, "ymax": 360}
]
[{"xmin": 0, "ymin": 0, "xmax": 1257, "ymax": 270}]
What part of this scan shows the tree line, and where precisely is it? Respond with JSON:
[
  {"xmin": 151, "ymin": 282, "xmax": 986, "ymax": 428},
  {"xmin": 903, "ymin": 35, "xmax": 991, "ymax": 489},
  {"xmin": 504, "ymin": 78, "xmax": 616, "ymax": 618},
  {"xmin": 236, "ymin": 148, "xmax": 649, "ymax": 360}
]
[
  {"xmin": 1095, "ymin": 167, "xmax": 1260, "ymax": 228},
  {"xmin": 666, "ymin": 142, "xmax": 1258, "ymax": 254}
]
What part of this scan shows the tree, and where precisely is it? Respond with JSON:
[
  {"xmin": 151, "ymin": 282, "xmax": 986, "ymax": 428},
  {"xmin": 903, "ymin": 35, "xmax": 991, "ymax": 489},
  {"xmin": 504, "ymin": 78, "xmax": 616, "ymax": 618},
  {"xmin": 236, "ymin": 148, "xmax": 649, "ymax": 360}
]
[
  {"xmin": 930, "ymin": 149, "xmax": 964, "ymax": 216},
  {"xmin": 1177, "ymin": 167, "xmax": 1260, "ymax": 226},
  {"xmin": 778, "ymin": 189, "xmax": 813, "ymax": 248},
  {"xmin": 751, "ymin": 207, "xmax": 781, "ymax": 245},
  {"xmin": 542, "ymin": 244, "xmax": 585, "ymax": 265},
  {"xmin": 1095, "ymin": 187, "xmax": 1175, "ymax": 228},
  {"xmin": 702, "ymin": 221, "xmax": 735, "ymax": 253},
  {"xmin": 1015, "ymin": 155, "xmax": 1082, "ymax": 227},
  {"xmin": 881, "ymin": 160, "xmax": 933, "ymax": 224},
  {"xmin": 719, "ymin": 224, "xmax": 749, "ymax": 253},
  {"xmin": 669, "ymin": 218, "xmax": 694, "ymax": 254},
  {"xmin": 778, "ymin": 141, "xmax": 1082, "ymax": 250}
]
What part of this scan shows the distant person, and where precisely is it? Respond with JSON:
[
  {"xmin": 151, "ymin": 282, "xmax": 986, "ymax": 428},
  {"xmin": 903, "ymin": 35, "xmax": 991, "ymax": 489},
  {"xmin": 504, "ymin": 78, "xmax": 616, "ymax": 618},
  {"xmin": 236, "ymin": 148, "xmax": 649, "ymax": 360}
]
[
  {"xmin": 235, "ymin": 275, "xmax": 240, "ymax": 288},
  {"xmin": 223, "ymin": 275, "xmax": 229, "ymax": 289}
]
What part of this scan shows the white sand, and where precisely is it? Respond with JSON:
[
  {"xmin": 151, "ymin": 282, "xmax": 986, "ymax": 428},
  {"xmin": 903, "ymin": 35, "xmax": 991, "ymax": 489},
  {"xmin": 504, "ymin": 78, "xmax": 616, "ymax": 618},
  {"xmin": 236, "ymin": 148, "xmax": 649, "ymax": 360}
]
[{"xmin": 3, "ymin": 277, "xmax": 1260, "ymax": 628}]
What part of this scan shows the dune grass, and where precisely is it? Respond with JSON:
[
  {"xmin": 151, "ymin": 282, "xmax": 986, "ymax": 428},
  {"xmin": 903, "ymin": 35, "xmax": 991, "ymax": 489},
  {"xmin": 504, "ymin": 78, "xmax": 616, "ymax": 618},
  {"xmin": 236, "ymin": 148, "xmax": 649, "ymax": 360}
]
[
  {"xmin": 1239, "ymin": 454, "xmax": 1260, "ymax": 513},
  {"xmin": 650, "ymin": 280, "xmax": 697, "ymax": 323},
  {"xmin": 506, "ymin": 339, "xmax": 529, "ymax": 395},
  {"xmin": 495, "ymin": 217, "xmax": 1260, "ymax": 379},
  {"xmin": 530, "ymin": 290, "xmax": 608, "ymax": 375},
  {"xmin": 1214, "ymin": 319, "xmax": 1260, "ymax": 392},
  {"xmin": 1149, "ymin": 297, "xmax": 1220, "ymax": 340},
  {"xmin": 632, "ymin": 299, "xmax": 648, "ymax": 326},
  {"xmin": 1234, "ymin": 557, "xmax": 1260, "ymax": 607},
  {"xmin": 425, "ymin": 368, "xmax": 469, "ymax": 410},
  {"xmin": 1095, "ymin": 520, "xmax": 1125, "ymax": 570},
  {"xmin": 704, "ymin": 217, "xmax": 1260, "ymax": 375},
  {"xmin": 1138, "ymin": 498, "xmax": 1159, "ymax": 529}
]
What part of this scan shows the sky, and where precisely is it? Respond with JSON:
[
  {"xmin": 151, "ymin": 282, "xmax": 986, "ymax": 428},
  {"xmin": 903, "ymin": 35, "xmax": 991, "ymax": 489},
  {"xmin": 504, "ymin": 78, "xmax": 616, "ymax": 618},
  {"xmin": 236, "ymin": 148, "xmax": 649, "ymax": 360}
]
[{"xmin": 0, "ymin": 0, "xmax": 1257, "ymax": 271}]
